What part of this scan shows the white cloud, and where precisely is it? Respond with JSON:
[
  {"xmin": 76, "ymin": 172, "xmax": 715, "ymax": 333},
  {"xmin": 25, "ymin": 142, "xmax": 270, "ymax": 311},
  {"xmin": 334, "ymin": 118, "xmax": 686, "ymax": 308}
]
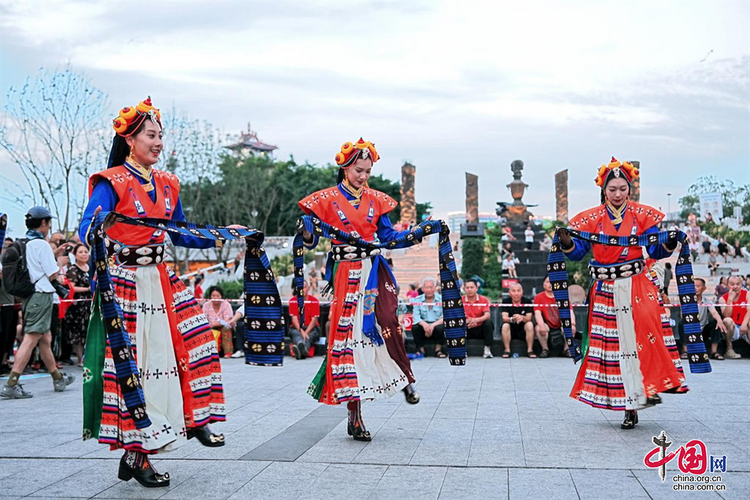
[{"xmin": 0, "ymin": 0, "xmax": 748, "ymax": 231}]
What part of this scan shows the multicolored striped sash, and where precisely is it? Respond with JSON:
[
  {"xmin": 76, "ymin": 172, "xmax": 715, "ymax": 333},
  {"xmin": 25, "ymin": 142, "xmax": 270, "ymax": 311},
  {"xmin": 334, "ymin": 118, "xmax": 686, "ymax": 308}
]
[
  {"xmin": 548, "ymin": 228, "xmax": 711, "ymax": 374},
  {"xmin": 87, "ymin": 212, "xmax": 286, "ymax": 428},
  {"xmin": 292, "ymin": 216, "xmax": 467, "ymax": 365}
]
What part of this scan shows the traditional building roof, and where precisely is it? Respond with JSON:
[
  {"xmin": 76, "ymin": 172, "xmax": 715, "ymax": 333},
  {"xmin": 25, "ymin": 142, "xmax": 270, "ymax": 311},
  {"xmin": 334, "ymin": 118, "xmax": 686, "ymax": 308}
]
[{"xmin": 224, "ymin": 124, "xmax": 278, "ymax": 155}]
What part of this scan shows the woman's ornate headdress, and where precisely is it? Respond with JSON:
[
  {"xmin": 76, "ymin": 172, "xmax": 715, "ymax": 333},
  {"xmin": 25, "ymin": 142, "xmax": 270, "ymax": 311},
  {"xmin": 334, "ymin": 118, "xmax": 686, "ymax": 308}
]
[
  {"xmin": 335, "ymin": 138, "xmax": 380, "ymax": 168},
  {"xmin": 595, "ymin": 156, "xmax": 639, "ymax": 187},
  {"xmin": 112, "ymin": 97, "xmax": 162, "ymax": 137}
]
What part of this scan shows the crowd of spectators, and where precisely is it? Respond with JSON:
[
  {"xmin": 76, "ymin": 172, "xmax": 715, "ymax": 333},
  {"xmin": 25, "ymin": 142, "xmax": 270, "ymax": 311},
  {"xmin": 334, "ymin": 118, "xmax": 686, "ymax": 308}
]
[{"xmin": 1, "ymin": 207, "xmax": 77, "ymax": 398}]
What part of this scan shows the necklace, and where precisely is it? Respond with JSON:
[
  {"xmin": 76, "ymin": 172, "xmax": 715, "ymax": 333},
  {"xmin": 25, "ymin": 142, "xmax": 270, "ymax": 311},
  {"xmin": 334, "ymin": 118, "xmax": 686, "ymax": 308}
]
[
  {"xmin": 606, "ymin": 201, "xmax": 627, "ymax": 225},
  {"xmin": 341, "ymin": 178, "xmax": 362, "ymax": 205},
  {"xmin": 125, "ymin": 154, "xmax": 154, "ymax": 192}
]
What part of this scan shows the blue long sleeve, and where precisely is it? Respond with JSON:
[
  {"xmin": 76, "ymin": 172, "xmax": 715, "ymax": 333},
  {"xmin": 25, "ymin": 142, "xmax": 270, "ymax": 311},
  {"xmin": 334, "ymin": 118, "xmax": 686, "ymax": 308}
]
[
  {"xmin": 644, "ymin": 225, "xmax": 673, "ymax": 259},
  {"xmin": 79, "ymin": 180, "xmax": 117, "ymax": 244},
  {"xmin": 376, "ymin": 214, "xmax": 410, "ymax": 242},
  {"xmin": 563, "ymin": 239, "xmax": 591, "ymax": 261},
  {"xmin": 168, "ymin": 198, "xmax": 216, "ymax": 249}
]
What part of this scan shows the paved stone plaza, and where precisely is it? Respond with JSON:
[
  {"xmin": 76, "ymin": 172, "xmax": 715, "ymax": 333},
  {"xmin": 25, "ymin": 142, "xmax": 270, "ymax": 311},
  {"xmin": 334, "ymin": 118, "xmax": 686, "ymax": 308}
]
[{"xmin": 1, "ymin": 356, "xmax": 748, "ymax": 499}]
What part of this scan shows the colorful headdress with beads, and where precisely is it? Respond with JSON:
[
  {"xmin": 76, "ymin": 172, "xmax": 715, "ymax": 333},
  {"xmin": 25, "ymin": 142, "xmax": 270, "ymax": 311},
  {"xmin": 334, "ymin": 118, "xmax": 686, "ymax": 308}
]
[
  {"xmin": 595, "ymin": 156, "xmax": 639, "ymax": 187},
  {"xmin": 112, "ymin": 97, "xmax": 162, "ymax": 137},
  {"xmin": 334, "ymin": 138, "xmax": 380, "ymax": 168}
]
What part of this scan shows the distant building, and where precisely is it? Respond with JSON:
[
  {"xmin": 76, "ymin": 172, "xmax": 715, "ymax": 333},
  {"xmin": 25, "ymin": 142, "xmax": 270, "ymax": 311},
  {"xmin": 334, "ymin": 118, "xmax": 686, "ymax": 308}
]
[
  {"xmin": 447, "ymin": 211, "xmax": 498, "ymax": 234},
  {"xmin": 224, "ymin": 123, "xmax": 278, "ymax": 158}
]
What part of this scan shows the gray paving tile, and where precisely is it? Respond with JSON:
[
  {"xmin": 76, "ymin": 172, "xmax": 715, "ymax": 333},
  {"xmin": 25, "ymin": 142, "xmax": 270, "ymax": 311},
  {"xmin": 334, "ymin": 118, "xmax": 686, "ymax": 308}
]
[
  {"xmin": 228, "ymin": 462, "xmax": 329, "ymax": 500},
  {"xmin": 0, "ymin": 458, "xmax": 94, "ymax": 497},
  {"xmin": 508, "ymin": 468, "xmax": 579, "ymax": 500},
  {"xmin": 299, "ymin": 464, "xmax": 388, "ymax": 500},
  {"xmin": 31, "ymin": 459, "xmax": 119, "ymax": 498},
  {"xmin": 631, "ymin": 469, "xmax": 723, "ymax": 498},
  {"xmin": 298, "ymin": 418, "xmax": 387, "ymax": 464},
  {"xmin": 410, "ymin": 418, "xmax": 474, "ymax": 466},
  {"xmin": 161, "ymin": 460, "xmax": 270, "ymax": 499},
  {"xmin": 438, "ymin": 466, "xmax": 508, "ymax": 499},
  {"xmin": 366, "ymin": 465, "xmax": 447, "ymax": 500},
  {"xmin": 3, "ymin": 357, "xmax": 749, "ymax": 498},
  {"xmin": 716, "ymin": 472, "xmax": 750, "ymax": 500},
  {"xmin": 570, "ymin": 469, "xmax": 649, "ymax": 499},
  {"xmin": 240, "ymin": 416, "xmax": 343, "ymax": 461}
]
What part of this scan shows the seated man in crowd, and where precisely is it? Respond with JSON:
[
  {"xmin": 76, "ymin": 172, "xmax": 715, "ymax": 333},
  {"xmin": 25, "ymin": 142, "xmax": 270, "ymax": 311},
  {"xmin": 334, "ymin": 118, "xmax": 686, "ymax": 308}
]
[
  {"xmin": 288, "ymin": 280, "xmax": 321, "ymax": 360},
  {"xmin": 410, "ymin": 277, "xmax": 445, "ymax": 358},
  {"xmin": 718, "ymin": 275, "xmax": 749, "ymax": 359},
  {"xmin": 691, "ymin": 277, "xmax": 729, "ymax": 360},
  {"xmin": 501, "ymin": 282, "xmax": 535, "ymax": 358},
  {"xmin": 463, "ymin": 278, "xmax": 494, "ymax": 358},
  {"xmin": 533, "ymin": 276, "xmax": 576, "ymax": 358}
]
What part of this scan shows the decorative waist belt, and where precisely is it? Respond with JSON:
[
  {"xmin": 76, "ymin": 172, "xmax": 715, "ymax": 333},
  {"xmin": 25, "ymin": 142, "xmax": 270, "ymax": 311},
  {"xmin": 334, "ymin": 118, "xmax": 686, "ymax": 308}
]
[
  {"xmin": 331, "ymin": 244, "xmax": 382, "ymax": 262},
  {"xmin": 86, "ymin": 211, "xmax": 285, "ymax": 430},
  {"xmin": 588, "ymin": 259, "xmax": 644, "ymax": 281},
  {"xmin": 293, "ymin": 216, "xmax": 467, "ymax": 365},
  {"xmin": 106, "ymin": 241, "xmax": 166, "ymax": 267},
  {"xmin": 548, "ymin": 228, "xmax": 710, "ymax": 375}
]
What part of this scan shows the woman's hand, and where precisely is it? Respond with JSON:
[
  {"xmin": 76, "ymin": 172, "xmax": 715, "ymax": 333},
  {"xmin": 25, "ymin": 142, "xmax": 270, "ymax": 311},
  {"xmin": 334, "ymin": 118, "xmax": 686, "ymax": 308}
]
[
  {"xmin": 93, "ymin": 206, "xmax": 117, "ymax": 232},
  {"xmin": 557, "ymin": 228, "xmax": 573, "ymax": 249}
]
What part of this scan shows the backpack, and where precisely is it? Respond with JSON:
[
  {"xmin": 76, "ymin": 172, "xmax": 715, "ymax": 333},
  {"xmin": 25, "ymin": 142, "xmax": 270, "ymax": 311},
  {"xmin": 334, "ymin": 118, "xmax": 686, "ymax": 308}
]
[{"xmin": 1, "ymin": 239, "xmax": 36, "ymax": 298}]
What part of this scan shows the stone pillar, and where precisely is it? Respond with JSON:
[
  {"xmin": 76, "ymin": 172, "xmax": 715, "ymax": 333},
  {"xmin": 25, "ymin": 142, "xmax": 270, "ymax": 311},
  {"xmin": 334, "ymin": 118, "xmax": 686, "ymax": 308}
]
[
  {"xmin": 465, "ymin": 172, "xmax": 479, "ymax": 223},
  {"xmin": 629, "ymin": 160, "xmax": 640, "ymax": 202},
  {"xmin": 400, "ymin": 162, "xmax": 417, "ymax": 227},
  {"xmin": 555, "ymin": 169, "xmax": 569, "ymax": 223}
]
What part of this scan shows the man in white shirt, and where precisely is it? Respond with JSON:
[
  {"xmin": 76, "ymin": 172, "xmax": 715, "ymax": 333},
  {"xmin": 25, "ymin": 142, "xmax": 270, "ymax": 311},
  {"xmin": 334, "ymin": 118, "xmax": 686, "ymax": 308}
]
[
  {"xmin": 524, "ymin": 225, "xmax": 534, "ymax": 251},
  {"xmin": 1, "ymin": 207, "xmax": 74, "ymax": 399}
]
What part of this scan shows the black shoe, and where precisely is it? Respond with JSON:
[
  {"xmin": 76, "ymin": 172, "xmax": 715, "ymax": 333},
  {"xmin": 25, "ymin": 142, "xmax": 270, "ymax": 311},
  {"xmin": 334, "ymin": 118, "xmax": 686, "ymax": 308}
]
[
  {"xmin": 297, "ymin": 342, "xmax": 308, "ymax": 359},
  {"xmin": 647, "ymin": 395, "xmax": 662, "ymax": 405},
  {"xmin": 118, "ymin": 454, "xmax": 170, "ymax": 488},
  {"xmin": 291, "ymin": 344, "xmax": 301, "ymax": 360},
  {"xmin": 621, "ymin": 410, "xmax": 639, "ymax": 429},
  {"xmin": 59, "ymin": 358, "xmax": 75, "ymax": 366},
  {"xmin": 187, "ymin": 425, "xmax": 225, "ymax": 447},
  {"xmin": 403, "ymin": 384, "xmax": 420, "ymax": 405},
  {"xmin": 347, "ymin": 421, "xmax": 372, "ymax": 442}
]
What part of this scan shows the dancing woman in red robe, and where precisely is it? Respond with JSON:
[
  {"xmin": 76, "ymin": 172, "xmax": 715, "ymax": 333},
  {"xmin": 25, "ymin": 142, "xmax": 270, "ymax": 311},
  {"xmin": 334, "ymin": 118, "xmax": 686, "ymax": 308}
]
[
  {"xmin": 558, "ymin": 158, "xmax": 686, "ymax": 429},
  {"xmin": 299, "ymin": 139, "xmax": 420, "ymax": 441}
]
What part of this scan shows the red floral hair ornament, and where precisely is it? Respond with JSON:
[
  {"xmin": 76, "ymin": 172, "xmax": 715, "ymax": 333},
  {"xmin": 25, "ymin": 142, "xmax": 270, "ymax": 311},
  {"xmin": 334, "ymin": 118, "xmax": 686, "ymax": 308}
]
[
  {"xmin": 335, "ymin": 138, "xmax": 380, "ymax": 168},
  {"xmin": 595, "ymin": 156, "xmax": 640, "ymax": 187},
  {"xmin": 112, "ymin": 96, "xmax": 162, "ymax": 137}
]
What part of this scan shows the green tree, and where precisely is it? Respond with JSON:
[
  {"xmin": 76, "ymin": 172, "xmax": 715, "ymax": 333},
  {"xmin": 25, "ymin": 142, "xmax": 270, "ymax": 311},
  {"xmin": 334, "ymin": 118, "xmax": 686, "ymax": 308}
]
[
  {"xmin": 181, "ymin": 157, "xmax": 436, "ymax": 236},
  {"xmin": 160, "ymin": 114, "xmax": 224, "ymax": 273},
  {"xmin": 461, "ymin": 238, "xmax": 485, "ymax": 283},
  {"xmin": 482, "ymin": 223, "xmax": 503, "ymax": 300},
  {"xmin": 678, "ymin": 176, "xmax": 750, "ymax": 221}
]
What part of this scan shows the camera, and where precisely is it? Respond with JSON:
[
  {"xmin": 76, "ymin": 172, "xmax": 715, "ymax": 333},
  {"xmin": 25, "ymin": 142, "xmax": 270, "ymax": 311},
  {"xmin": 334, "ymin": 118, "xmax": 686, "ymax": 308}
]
[{"xmin": 53, "ymin": 280, "xmax": 69, "ymax": 299}]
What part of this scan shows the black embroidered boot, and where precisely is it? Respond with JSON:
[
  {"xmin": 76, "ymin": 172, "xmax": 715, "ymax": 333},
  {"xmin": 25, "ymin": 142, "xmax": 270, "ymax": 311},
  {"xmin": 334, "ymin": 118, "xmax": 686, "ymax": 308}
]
[
  {"xmin": 403, "ymin": 384, "xmax": 420, "ymax": 405},
  {"xmin": 646, "ymin": 395, "xmax": 662, "ymax": 405},
  {"xmin": 347, "ymin": 400, "xmax": 372, "ymax": 441},
  {"xmin": 187, "ymin": 424, "xmax": 225, "ymax": 447},
  {"xmin": 118, "ymin": 450, "xmax": 170, "ymax": 487},
  {"xmin": 621, "ymin": 410, "xmax": 639, "ymax": 430}
]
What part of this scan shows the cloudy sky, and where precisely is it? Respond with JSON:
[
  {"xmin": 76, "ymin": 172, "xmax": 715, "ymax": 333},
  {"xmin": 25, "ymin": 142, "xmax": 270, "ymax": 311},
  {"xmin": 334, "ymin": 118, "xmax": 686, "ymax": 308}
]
[{"xmin": 1, "ymin": 0, "xmax": 748, "ymax": 235}]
